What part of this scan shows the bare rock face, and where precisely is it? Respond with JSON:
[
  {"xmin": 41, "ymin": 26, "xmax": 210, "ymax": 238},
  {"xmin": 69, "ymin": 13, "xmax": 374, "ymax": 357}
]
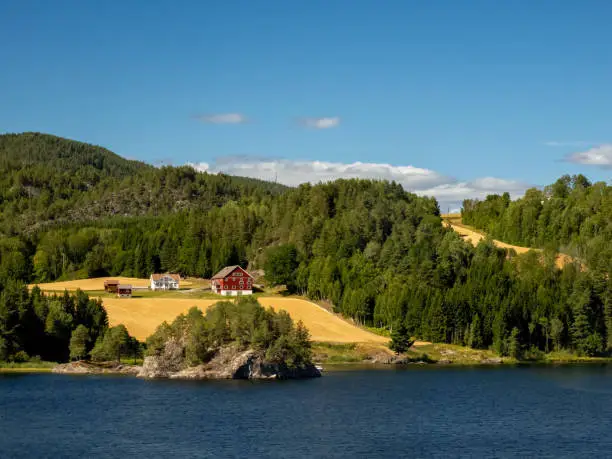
[
  {"xmin": 52, "ymin": 361, "xmax": 141, "ymax": 375},
  {"xmin": 138, "ymin": 344, "xmax": 321, "ymax": 380},
  {"xmin": 480, "ymin": 357, "xmax": 503, "ymax": 364},
  {"xmin": 137, "ymin": 337, "xmax": 185, "ymax": 378}
]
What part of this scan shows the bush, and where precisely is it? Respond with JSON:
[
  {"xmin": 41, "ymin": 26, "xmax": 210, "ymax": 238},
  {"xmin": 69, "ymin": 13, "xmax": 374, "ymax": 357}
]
[
  {"xmin": 11, "ymin": 351, "xmax": 30, "ymax": 363},
  {"xmin": 582, "ymin": 333, "xmax": 604, "ymax": 357}
]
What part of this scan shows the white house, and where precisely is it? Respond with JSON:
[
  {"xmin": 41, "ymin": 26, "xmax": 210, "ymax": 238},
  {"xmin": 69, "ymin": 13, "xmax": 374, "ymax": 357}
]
[{"xmin": 150, "ymin": 273, "xmax": 180, "ymax": 290}]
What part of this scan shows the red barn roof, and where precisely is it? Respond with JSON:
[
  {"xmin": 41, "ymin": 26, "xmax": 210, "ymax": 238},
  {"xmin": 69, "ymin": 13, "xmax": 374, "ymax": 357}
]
[{"xmin": 211, "ymin": 265, "xmax": 252, "ymax": 280}]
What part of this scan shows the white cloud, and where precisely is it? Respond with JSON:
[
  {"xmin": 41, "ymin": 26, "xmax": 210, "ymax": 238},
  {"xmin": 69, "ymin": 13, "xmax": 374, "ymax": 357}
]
[
  {"xmin": 299, "ymin": 117, "xmax": 340, "ymax": 129},
  {"xmin": 564, "ymin": 144, "xmax": 612, "ymax": 168},
  {"xmin": 195, "ymin": 113, "xmax": 247, "ymax": 124},
  {"xmin": 187, "ymin": 157, "xmax": 531, "ymax": 210},
  {"xmin": 190, "ymin": 158, "xmax": 449, "ymax": 189},
  {"xmin": 418, "ymin": 178, "xmax": 530, "ymax": 202}
]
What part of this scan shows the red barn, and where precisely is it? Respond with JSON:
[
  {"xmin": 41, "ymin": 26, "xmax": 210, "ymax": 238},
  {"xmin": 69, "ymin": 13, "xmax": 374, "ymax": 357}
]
[
  {"xmin": 211, "ymin": 266, "xmax": 253, "ymax": 296},
  {"xmin": 117, "ymin": 284, "xmax": 132, "ymax": 298},
  {"xmin": 104, "ymin": 280, "xmax": 119, "ymax": 293}
]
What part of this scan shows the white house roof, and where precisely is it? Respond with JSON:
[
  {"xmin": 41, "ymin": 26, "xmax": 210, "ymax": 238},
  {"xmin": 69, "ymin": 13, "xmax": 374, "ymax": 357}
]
[{"xmin": 151, "ymin": 273, "xmax": 180, "ymax": 282}]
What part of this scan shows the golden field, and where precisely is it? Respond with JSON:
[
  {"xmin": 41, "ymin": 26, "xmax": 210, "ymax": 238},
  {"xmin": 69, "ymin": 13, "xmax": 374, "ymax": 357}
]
[
  {"xmin": 29, "ymin": 276, "xmax": 194, "ymax": 292},
  {"xmin": 441, "ymin": 214, "xmax": 574, "ymax": 269},
  {"xmin": 102, "ymin": 296, "xmax": 389, "ymax": 344}
]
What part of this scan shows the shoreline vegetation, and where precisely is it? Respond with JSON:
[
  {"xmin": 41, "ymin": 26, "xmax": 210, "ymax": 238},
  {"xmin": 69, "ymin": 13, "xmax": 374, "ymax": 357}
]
[{"xmin": 4, "ymin": 343, "xmax": 612, "ymax": 375}]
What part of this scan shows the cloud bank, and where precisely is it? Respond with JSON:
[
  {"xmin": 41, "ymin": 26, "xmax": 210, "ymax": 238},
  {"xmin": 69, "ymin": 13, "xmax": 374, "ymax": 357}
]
[
  {"xmin": 195, "ymin": 113, "xmax": 247, "ymax": 124},
  {"xmin": 298, "ymin": 117, "xmax": 340, "ymax": 129},
  {"xmin": 188, "ymin": 157, "xmax": 531, "ymax": 211},
  {"xmin": 564, "ymin": 144, "xmax": 612, "ymax": 168}
]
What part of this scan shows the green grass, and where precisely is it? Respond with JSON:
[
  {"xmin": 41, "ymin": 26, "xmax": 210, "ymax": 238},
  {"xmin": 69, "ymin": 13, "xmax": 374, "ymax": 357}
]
[
  {"xmin": 538, "ymin": 350, "xmax": 612, "ymax": 364},
  {"xmin": 312, "ymin": 342, "xmax": 371, "ymax": 364},
  {"xmin": 364, "ymin": 326, "xmax": 391, "ymax": 338},
  {"xmin": 0, "ymin": 360, "xmax": 56, "ymax": 372},
  {"xmin": 54, "ymin": 268, "xmax": 89, "ymax": 282},
  {"xmin": 85, "ymin": 288, "xmax": 287, "ymax": 300},
  {"xmin": 408, "ymin": 343, "xmax": 504, "ymax": 365}
]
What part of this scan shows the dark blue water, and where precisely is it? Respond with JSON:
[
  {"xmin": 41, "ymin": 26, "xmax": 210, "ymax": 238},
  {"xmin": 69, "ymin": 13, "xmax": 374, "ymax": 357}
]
[{"xmin": 2, "ymin": 366, "xmax": 612, "ymax": 458}]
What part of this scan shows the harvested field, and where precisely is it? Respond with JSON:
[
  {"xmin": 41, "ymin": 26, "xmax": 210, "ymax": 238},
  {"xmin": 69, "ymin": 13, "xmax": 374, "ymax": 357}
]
[
  {"xmin": 102, "ymin": 296, "xmax": 389, "ymax": 344},
  {"xmin": 103, "ymin": 298, "xmax": 218, "ymax": 341},
  {"xmin": 29, "ymin": 276, "xmax": 193, "ymax": 292},
  {"xmin": 257, "ymin": 298, "xmax": 388, "ymax": 345},
  {"xmin": 441, "ymin": 215, "xmax": 574, "ymax": 269}
]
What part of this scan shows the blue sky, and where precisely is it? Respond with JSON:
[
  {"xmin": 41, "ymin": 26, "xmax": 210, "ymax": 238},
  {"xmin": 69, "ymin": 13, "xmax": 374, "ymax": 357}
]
[{"xmin": 1, "ymin": 1, "xmax": 611, "ymax": 209}]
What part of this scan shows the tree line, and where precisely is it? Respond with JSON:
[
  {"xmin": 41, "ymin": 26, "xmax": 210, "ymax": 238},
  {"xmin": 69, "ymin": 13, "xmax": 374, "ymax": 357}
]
[
  {"xmin": 462, "ymin": 174, "xmax": 611, "ymax": 270},
  {"xmin": 0, "ymin": 281, "xmax": 139, "ymax": 363}
]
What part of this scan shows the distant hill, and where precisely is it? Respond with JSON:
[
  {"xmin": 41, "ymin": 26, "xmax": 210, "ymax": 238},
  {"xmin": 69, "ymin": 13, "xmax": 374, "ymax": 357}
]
[
  {"xmin": 0, "ymin": 132, "xmax": 150, "ymax": 178},
  {"xmin": 0, "ymin": 132, "xmax": 287, "ymax": 232}
]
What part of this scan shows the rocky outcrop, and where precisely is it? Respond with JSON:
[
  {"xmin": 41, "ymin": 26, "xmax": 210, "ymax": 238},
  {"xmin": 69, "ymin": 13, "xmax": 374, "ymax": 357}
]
[
  {"xmin": 52, "ymin": 361, "xmax": 141, "ymax": 375},
  {"xmin": 138, "ymin": 344, "xmax": 321, "ymax": 380},
  {"xmin": 480, "ymin": 357, "xmax": 503, "ymax": 364}
]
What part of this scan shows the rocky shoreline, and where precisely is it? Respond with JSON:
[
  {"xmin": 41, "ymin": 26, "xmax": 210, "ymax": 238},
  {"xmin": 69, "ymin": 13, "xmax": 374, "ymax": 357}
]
[
  {"xmin": 52, "ymin": 361, "xmax": 141, "ymax": 375},
  {"xmin": 52, "ymin": 346, "xmax": 322, "ymax": 380},
  {"xmin": 137, "ymin": 345, "xmax": 321, "ymax": 380}
]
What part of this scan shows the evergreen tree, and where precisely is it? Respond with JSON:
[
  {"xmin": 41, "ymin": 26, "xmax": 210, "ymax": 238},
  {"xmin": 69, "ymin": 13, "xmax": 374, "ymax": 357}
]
[
  {"xmin": 468, "ymin": 314, "xmax": 484, "ymax": 349},
  {"xmin": 389, "ymin": 322, "xmax": 414, "ymax": 354},
  {"xmin": 507, "ymin": 327, "xmax": 521, "ymax": 359}
]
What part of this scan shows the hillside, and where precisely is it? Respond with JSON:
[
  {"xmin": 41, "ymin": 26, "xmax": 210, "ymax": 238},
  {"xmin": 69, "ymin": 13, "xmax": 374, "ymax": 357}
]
[
  {"xmin": 0, "ymin": 132, "xmax": 287, "ymax": 233},
  {"xmin": 0, "ymin": 132, "xmax": 149, "ymax": 177},
  {"xmin": 442, "ymin": 214, "xmax": 575, "ymax": 269},
  {"xmin": 461, "ymin": 175, "xmax": 612, "ymax": 270},
  {"xmin": 1, "ymin": 134, "xmax": 611, "ymax": 365}
]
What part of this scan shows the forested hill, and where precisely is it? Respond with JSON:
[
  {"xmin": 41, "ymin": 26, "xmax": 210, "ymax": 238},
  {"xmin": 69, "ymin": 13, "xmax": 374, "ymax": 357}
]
[
  {"xmin": 0, "ymin": 133, "xmax": 287, "ymax": 234},
  {"xmin": 461, "ymin": 175, "xmax": 612, "ymax": 270},
  {"xmin": 0, "ymin": 132, "xmax": 150, "ymax": 177},
  {"xmin": 1, "ymin": 134, "xmax": 612, "ymax": 363}
]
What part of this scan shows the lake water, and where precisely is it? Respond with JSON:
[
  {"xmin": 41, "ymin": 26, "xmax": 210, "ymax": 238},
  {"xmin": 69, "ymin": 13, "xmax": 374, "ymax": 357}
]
[{"xmin": 2, "ymin": 365, "xmax": 612, "ymax": 458}]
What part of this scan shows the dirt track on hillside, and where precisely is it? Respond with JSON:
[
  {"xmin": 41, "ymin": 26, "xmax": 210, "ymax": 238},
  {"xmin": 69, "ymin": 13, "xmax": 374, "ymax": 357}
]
[{"xmin": 442, "ymin": 215, "xmax": 574, "ymax": 269}]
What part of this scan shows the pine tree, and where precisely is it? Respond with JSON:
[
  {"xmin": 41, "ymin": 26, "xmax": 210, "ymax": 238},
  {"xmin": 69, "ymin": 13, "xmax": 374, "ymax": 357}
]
[
  {"xmin": 389, "ymin": 322, "xmax": 414, "ymax": 354},
  {"xmin": 507, "ymin": 327, "xmax": 521, "ymax": 359},
  {"xmin": 604, "ymin": 289, "xmax": 612, "ymax": 351},
  {"xmin": 468, "ymin": 314, "xmax": 483, "ymax": 349},
  {"xmin": 570, "ymin": 289, "xmax": 593, "ymax": 355}
]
